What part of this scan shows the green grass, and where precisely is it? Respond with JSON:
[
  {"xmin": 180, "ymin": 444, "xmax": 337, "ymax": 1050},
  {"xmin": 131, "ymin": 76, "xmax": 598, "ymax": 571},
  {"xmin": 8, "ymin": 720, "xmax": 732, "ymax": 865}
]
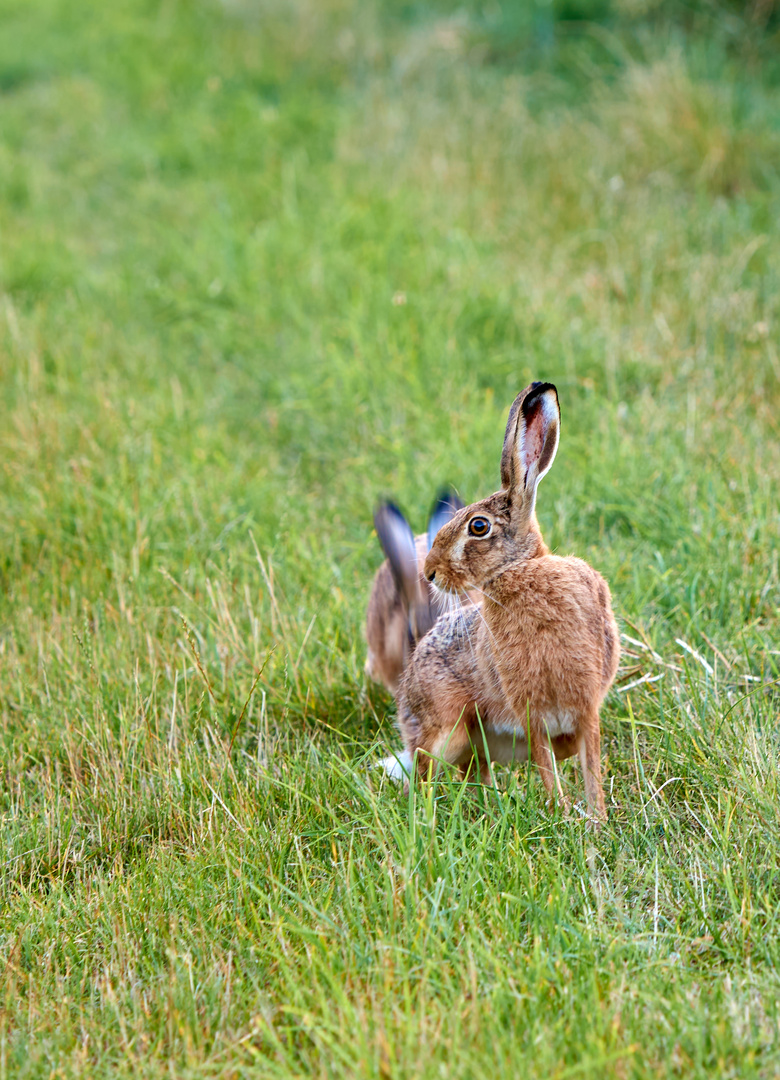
[{"xmin": 1, "ymin": 0, "xmax": 780, "ymax": 1075}]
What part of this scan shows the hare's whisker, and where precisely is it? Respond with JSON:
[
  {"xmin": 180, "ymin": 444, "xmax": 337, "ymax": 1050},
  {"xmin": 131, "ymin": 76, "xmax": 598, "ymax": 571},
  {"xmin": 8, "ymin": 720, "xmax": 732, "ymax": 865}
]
[
  {"xmin": 465, "ymin": 581, "xmax": 507, "ymax": 611},
  {"xmin": 474, "ymin": 607, "xmax": 495, "ymax": 642},
  {"xmin": 472, "ymin": 600, "xmax": 500, "ymax": 651}
]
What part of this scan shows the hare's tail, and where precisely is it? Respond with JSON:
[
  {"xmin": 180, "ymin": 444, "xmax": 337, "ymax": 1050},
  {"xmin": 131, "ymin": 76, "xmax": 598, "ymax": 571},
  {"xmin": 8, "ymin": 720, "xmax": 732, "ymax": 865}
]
[{"xmin": 376, "ymin": 749, "xmax": 413, "ymax": 782}]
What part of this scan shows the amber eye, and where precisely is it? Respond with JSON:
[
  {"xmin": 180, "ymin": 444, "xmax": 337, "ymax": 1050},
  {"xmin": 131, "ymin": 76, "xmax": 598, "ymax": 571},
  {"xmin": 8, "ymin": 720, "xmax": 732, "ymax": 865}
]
[{"xmin": 468, "ymin": 516, "xmax": 491, "ymax": 538}]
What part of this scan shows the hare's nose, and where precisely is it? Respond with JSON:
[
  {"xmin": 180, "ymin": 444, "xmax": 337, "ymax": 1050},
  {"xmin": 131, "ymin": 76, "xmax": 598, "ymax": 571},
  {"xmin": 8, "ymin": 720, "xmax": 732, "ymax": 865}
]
[{"xmin": 426, "ymin": 570, "xmax": 436, "ymax": 582}]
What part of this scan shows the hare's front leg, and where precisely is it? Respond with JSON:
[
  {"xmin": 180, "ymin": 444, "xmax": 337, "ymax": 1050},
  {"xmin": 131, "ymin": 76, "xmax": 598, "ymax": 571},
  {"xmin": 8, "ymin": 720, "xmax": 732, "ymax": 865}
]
[
  {"xmin": 578, "ymin": 709, "xmax": 606, "ymax": 824},
  {"xmin": 529, "ymin": 710, "xmax": 606, "ymax": 826},
  {"xmin": 527, "ymin": 721, "xmax": 568, "ymax": 810}
]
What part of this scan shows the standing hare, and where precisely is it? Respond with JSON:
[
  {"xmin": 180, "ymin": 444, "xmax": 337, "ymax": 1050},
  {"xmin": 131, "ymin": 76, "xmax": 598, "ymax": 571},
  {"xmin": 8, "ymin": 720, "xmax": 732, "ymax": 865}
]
[{"xmin": 394, "ymin": 382, "xmax": 619, "ymax": 823}]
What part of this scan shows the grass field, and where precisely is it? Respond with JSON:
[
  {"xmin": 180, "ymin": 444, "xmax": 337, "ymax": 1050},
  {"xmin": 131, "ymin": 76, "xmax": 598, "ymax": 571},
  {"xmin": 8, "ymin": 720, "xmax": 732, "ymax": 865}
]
[{"xmin": 1, "ymin": 0, "xmax": 780, "ymax": 1075}]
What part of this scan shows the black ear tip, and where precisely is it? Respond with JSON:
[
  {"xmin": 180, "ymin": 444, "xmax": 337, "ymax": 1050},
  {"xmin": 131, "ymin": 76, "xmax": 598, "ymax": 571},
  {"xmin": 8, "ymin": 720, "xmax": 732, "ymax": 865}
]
[
  {"xmin": 521, "ymin": 381, "xmax": 558, "ymax": 417},
  {"xmin": 374, "ymin": 500, "xmax": 410, "ymax": 533},
  {"xmin": 427, "ymin": 487, "xmax": 464, "ymax": 548},
  {"xmin": 374, "ymin": 498, "xmax": 396, "ymax": 519},
  {"xmin": 430, "ymin": 487, "xmax": 464, "ymax": 515}
]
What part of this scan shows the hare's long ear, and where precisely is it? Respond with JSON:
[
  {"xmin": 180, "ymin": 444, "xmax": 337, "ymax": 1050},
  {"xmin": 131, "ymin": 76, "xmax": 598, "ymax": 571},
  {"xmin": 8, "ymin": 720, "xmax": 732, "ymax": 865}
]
[
  {"xmin": 375, "ymin": 501, "xmax": 433, "ymax": 649},
  {"xmin": 427, "ymin": 488, "xmax": 464, "ymax": 551},
  {"xmin": 374, "ymin": 502, "xmax": 419, "ymax": 607},
  {"xmin": 500, "ymin": 382, "xmax": 560, "ymax": 518}
]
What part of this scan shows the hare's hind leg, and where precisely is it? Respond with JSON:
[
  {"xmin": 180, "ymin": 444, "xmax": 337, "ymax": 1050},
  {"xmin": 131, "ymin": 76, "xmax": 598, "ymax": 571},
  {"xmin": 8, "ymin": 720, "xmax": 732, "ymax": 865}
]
[
  {"xmin": 411, "ymin": 706, "xmax": 476, "ymax": 783},
  {"xmin": 578, "ymin": 712, "xmax": 606, "ymax": 825}
]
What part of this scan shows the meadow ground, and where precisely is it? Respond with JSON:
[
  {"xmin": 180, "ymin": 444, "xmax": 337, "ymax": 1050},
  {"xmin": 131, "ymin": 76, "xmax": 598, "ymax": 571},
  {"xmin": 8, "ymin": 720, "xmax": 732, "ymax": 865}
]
[{"xmin": 1, "ymin": 0, "xmax": 780, "ymax": 1075}]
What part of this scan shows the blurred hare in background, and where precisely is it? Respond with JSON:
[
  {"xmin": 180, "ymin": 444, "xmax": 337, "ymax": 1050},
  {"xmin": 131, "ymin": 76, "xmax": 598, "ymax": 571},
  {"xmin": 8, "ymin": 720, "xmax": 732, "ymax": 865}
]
[{"xmin": 365, "ymin": 491, "xmax": 470, "ymax": 694}]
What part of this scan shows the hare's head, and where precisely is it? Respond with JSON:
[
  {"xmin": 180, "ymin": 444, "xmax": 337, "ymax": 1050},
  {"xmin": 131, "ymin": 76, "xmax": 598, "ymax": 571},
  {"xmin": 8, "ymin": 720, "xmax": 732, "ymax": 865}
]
[{"xmin": 423, "ymin": 382, "xmax": 560, "ymax": 594}]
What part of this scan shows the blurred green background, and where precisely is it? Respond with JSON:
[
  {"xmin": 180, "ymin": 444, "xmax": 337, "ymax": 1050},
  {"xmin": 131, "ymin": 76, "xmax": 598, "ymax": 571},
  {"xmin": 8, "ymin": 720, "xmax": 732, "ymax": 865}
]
[{"xmin": 1, "ymin": 0, "xmax": 779, "ymax": 1076}]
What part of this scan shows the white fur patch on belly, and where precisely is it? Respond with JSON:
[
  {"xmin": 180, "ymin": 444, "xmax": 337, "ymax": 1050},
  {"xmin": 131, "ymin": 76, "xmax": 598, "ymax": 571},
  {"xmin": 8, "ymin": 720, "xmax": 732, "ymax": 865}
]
[
  {"xmin": 485, "ymin": 715, "xmax": 524, "ymax": 735},
  {"xmin": 539, "ymin": 710, "xmax": 577, "ymax": 738},
  {"xmin": 486, "ymin": 710, "xmax": 576, "ymax": 737}
]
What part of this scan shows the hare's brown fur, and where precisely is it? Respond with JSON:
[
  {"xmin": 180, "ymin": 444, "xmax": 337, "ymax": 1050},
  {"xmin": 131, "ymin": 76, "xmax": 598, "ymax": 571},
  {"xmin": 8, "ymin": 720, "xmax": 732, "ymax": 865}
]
[{"xmin": 396, "ymin": 383, "xmax": 619, "ymax": 822}]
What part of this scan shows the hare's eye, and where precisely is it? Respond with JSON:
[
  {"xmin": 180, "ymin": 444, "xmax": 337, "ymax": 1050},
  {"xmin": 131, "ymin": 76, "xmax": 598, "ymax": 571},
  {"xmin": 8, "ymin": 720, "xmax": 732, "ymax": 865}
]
[{"xmin": 468, "ymin": 517, "xmax": 491, "ymax": 538}]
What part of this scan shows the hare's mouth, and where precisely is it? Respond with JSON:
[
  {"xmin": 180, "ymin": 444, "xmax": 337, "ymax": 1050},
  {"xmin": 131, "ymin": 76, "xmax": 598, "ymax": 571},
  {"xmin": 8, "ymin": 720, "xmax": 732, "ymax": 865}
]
[{"xmin": 430, "ymin": 577, "xmax": 462, "ymax": 600}]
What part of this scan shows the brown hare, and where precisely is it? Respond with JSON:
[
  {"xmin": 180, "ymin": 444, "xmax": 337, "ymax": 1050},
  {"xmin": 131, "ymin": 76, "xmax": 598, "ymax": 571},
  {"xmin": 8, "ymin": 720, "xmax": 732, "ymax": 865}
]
[
  {"xmin": 391, "ymin": 382, "xmax": 619, "ymax": 823},
  {"xmin": 365, "ymin": 492, "xmax": 466, "ymax": 694}
]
